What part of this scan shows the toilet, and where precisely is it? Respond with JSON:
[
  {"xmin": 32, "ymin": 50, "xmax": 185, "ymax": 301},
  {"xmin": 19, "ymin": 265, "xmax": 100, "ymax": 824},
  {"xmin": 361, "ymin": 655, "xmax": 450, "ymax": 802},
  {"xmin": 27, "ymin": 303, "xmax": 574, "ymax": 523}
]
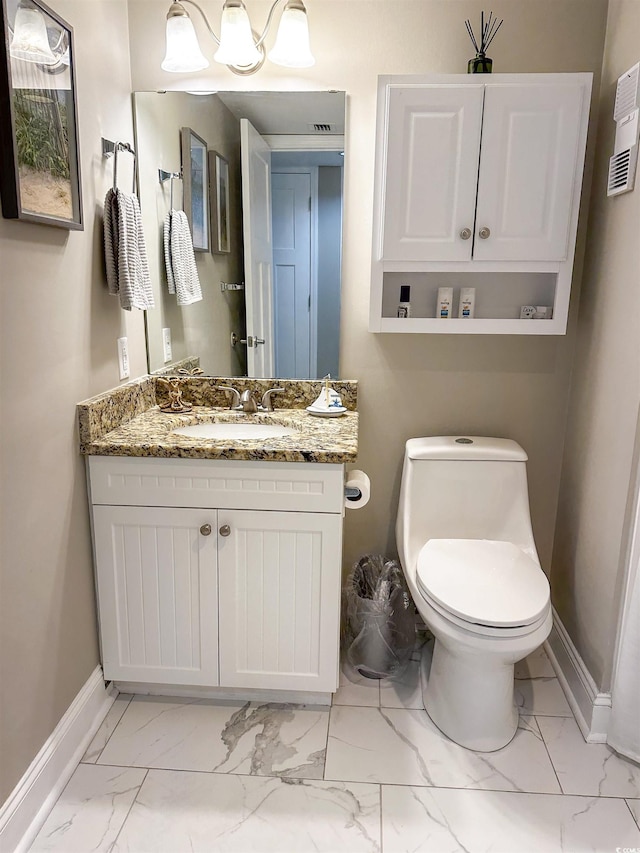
[{"xmin": 396, "ymin": 436, "xmax": 552, "ymax": 752}]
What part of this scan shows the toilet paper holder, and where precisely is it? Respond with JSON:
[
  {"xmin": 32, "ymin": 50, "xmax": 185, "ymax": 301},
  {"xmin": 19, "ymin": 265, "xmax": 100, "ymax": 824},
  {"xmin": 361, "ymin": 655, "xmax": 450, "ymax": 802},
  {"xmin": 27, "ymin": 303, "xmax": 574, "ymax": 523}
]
[{"xmin": 345, "ymin": 486, "xmax": 362, "ymax": 501}]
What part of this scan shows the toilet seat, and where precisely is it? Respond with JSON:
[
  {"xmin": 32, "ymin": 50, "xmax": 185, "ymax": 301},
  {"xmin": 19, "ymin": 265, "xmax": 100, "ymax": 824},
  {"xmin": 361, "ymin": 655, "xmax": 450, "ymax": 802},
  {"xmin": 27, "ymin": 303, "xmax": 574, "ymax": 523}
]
[{"xmin": 416, "ymin": 538, "xmax": 550, "ymax": 633}]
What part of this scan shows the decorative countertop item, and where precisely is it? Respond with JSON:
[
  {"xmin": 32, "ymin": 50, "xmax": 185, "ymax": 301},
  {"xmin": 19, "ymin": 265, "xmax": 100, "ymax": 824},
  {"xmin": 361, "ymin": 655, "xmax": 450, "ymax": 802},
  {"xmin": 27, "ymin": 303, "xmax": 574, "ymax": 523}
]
[
  {"xmin": 306, "ymin": 405, "xmax": 347, "ymax": 418},
  {"xmin": 157, "ymin": 377, "xmax": 193, "ymax": 413},
  {"xmin": 465, "ymin": 11, "xmax": 503, "ymax": 74}
]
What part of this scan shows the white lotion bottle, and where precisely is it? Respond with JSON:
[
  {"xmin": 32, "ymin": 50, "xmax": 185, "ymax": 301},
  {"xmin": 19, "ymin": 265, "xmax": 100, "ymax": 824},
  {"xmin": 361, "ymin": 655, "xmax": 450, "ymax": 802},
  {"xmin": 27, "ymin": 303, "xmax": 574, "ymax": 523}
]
[
  {"xmin": 437, "ymin": 287, "xmax": 453, "ymax": 319},
  {"xmin": 458, "ymin": 287, "xmax": 476, "ymax": 319}
]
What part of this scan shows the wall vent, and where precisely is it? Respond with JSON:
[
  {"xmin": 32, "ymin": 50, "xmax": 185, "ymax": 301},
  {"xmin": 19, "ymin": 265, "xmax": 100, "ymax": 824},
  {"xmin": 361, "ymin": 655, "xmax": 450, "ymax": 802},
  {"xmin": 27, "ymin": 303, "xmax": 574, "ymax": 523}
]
[
  {"xmin": 309, "ymin": 123, "xmax": 335, "ymax": 133},
  {"xmin": 614, "ymin": 62, "xmax": 639, "ymax": 121},
  {"xmin": 608, "ymin": 146, "xmax": 638, "ymax": 195},
  {"xmin": 607, "ymin": 62, "xmax": 640, "ymax": 197}
]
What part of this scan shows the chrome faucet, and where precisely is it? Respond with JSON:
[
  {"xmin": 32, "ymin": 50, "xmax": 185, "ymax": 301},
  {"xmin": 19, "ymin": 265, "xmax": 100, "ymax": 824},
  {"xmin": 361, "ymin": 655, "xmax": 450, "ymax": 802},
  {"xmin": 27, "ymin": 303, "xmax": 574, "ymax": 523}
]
[
  {"xmin": 215, "ymin": 385, "xmax": 260, "ymax": 413},
  {"xmin": 238, "ymin": 389, "xmax": 258, "ymax": 413},
  {"xmin": 216, "ymin": 385, "xmax": 283, "ymax": 413},
  {"xmin": 258, "ymin": 387, "xmax": 285, "ymax": 412}
]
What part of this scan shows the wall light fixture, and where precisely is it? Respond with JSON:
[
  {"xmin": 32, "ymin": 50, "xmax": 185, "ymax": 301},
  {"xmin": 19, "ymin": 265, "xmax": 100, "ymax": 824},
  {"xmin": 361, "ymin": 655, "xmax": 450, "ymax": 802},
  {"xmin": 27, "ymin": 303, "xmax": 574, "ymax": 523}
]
[
  {"xmin": 9, "ymin": 0, "xmax": 68, "ymax": 67},
  {"xmin": 161, "ymin": 0, "xmax": 314, "ymax": 76}
]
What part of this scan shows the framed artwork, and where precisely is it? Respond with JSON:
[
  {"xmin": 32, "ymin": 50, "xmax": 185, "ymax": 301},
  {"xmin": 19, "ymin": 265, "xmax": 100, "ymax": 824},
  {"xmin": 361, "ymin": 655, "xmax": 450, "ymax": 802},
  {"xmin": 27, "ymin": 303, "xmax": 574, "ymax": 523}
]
[
  {"xmin": 0, "ymin": 0, "xmax": 82, "ymax": 229},
  {"xmin": 208, "ymin": 150, "xmax": 230, "ymax": 254},
  {"xmin": 180, "ymin": 126, "xmax": 208, "ymax": 252}
]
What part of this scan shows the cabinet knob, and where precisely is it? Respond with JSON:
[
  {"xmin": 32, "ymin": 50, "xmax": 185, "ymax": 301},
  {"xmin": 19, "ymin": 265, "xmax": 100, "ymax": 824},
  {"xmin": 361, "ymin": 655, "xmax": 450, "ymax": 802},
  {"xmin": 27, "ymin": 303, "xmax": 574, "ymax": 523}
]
[
  {"xmin": 479, "ymin": 227, "xmax": 491, "ymax": 239},
  {"xmin": 459, "ymin": 228, "xmax": 472, "ymax": 240},
  {"xmin": 219, "ymin": 524, "xmax": 231, "ymax": 537},
  {"xmin": 200, "ymin": 524, "xmax": 212, "ymax": 536}
]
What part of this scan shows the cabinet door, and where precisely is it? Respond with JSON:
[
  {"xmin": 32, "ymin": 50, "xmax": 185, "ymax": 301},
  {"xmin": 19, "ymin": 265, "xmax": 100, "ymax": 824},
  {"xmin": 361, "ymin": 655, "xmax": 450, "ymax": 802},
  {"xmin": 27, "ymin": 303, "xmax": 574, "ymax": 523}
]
[
  {"xmin": 93, "ymin": 506, "xmax": 219, "ymax": 685},
  {"xmin": 474, "ymin": 83, "xmax": 585, "ymax": 261},
  {"xmin": 217, "ymin": 510, "xmax": 342, "ymax": 692},
  {"xmin": 381, "ymin": 85, "xmax": 484, "ymax": 261}
]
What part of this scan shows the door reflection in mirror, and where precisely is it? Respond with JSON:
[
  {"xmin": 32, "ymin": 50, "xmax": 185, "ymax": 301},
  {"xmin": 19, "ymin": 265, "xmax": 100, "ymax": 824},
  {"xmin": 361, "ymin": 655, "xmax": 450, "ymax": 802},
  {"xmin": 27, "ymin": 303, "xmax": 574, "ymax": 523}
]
[{"xmin": 133, "ymin": 91, "xmax": 345, "ymax": 379}]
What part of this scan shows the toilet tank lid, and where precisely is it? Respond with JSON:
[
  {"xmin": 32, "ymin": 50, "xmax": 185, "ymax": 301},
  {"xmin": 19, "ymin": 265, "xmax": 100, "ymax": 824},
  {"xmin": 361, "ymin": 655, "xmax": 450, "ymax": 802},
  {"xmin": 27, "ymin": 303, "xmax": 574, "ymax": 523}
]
[{"xmin": 406, "ymin": 437, "xmax": 528, "ymax": 462}]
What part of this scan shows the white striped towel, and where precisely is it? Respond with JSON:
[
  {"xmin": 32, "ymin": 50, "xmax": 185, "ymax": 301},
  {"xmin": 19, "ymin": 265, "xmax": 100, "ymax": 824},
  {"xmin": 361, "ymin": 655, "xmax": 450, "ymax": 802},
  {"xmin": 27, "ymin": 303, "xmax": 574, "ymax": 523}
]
[
  {"xmin": 103, "ymin": 188, "xmax": 155, "ymax": 310},
  {"xmin": 163, "ymin": 209, "xmax": 203, "ymax": 306}
]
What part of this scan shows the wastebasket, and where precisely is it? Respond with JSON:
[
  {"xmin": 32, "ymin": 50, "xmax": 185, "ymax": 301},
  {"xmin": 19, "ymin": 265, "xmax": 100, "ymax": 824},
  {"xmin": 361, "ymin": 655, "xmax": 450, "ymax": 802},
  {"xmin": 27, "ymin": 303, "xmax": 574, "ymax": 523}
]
[{"xmin": 343, "ymin": 554, "xmax": 415, "ymax": 679}]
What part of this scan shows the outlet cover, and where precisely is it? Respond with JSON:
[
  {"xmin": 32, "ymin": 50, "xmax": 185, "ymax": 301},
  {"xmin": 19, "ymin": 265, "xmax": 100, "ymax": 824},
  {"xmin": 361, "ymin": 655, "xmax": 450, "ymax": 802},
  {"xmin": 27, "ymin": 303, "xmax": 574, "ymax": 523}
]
[
  {"xmin": 162, "ymin": 328, "xmax": 172, "ymax": 363},
  {"xmin": 117, "ymin": 337, "xmax": 130, "ymax": 380}
]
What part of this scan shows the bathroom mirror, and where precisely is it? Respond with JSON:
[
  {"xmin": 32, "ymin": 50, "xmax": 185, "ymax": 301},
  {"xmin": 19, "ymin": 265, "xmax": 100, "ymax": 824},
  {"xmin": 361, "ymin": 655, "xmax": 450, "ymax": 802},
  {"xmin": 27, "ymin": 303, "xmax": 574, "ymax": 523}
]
[{"xmin": 133, "ymin": 90, "xmax": 345, "ymax": 379}]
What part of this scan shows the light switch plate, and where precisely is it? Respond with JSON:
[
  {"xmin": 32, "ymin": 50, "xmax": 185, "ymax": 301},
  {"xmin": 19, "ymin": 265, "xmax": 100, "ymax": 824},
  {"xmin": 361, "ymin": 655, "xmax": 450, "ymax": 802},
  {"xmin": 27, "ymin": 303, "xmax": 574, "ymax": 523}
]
[
  {"xmin": 162, "ymin": 327, "xmax": 172, "ymax": 363},
  {"xmin": 117, "ymin": 337, "xmax": 130, "ymax": 380}
]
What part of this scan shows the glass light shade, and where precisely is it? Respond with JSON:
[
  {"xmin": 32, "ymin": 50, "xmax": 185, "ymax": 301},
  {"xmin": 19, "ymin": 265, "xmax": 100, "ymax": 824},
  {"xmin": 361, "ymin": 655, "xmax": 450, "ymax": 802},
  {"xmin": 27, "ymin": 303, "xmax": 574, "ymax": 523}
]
[
  {"xmin": 161, "ymin": 10, "xmax": 209, "ymax": 73},
  {"xmin": 214, "ymin": 1, "xmax": 261, "ymax": 68},
  {"xmin": 9, "ymin": 3, "xmax": 57, "ymax": 65},
  {"xmin": 267, "ymin": 2, "xmax": 314, "ymax": 68}
]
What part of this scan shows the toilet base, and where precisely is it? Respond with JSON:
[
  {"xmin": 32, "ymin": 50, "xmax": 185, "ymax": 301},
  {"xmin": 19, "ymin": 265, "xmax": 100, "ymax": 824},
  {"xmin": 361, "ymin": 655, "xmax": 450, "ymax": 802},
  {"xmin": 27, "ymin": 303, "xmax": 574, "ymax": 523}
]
[{"xmin": 421, "ymin": 638, "xmax": 518, "ymax": 752}]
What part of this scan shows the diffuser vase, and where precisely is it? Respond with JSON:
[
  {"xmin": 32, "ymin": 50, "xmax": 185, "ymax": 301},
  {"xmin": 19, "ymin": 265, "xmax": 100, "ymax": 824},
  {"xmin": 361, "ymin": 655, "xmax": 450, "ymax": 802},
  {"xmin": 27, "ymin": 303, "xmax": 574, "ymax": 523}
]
[{"xmin": 468, "ymin": 52, "xmax": 492, "ymax": 73}]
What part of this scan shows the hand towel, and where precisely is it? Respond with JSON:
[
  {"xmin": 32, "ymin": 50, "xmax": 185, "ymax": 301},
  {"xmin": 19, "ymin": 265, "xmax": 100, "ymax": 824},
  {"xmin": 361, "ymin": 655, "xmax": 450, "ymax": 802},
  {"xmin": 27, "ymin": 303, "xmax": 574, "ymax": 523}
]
[
  {"xmin": 163, "ymin": 209, "xmax": 203, "ymax": 306},
  {"xmin": 104, "ymin": 188, "xmax": 155, "ymax": 311}
]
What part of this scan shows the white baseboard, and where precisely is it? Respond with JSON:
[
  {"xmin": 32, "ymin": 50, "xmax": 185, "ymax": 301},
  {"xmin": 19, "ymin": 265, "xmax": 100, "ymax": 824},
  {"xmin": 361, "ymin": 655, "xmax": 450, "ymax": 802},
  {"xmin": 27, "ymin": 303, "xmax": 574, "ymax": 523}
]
[
  {"xmin": 0, "ymin": 667, "xmax": 115, "ymax": 853},
  {"xmin": 114, "ymin": 680, "xmax": 332, "ymax": 706},
  {"xmin": 545, "ymin": 608, "xmax": 612, "ymax": 743}
]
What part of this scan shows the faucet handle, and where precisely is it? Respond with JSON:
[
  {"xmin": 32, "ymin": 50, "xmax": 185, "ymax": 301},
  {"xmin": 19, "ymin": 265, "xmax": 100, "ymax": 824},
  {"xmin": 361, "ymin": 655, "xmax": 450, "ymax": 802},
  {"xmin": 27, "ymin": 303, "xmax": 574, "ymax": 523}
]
[
  {"xmin": 259, "ymin": 387, "xmax": 285, "ymax": 412},
  {"xmin": 215, "ymin": 385, "xmax": 240, "ymax": 409}
]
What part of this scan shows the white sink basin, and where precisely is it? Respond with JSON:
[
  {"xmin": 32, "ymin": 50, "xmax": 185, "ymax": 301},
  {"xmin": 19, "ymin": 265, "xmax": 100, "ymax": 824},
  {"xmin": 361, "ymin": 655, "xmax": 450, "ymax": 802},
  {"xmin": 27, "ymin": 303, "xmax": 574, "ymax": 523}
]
[{"xmin": 172, "ymin": 422, "xmax": 298, "ymax": 440}]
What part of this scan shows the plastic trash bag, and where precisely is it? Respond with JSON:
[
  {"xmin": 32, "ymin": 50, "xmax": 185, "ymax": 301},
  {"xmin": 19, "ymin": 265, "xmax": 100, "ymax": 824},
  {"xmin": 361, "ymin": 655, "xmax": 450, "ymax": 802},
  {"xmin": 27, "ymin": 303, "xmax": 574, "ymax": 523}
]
[{"xmin": 343, "ymin": 554, "xmax": 416, "ymax": 679}]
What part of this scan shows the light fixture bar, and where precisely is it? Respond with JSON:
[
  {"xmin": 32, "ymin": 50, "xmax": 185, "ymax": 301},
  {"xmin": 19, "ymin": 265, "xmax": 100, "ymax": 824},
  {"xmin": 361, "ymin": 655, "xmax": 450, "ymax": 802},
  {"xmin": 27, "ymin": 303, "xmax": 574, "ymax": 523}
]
[{"xmin": 161, "ymin": 0, "xmax": 314, "ymax": 75}]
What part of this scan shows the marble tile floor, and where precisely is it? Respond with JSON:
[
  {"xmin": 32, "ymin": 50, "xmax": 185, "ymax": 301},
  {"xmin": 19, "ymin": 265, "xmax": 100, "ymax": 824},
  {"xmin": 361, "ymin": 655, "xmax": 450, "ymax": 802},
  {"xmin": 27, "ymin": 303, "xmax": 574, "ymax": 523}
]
[{"xmin": 28, "ymin": 646, "xmax": 640, "ymax": 853}]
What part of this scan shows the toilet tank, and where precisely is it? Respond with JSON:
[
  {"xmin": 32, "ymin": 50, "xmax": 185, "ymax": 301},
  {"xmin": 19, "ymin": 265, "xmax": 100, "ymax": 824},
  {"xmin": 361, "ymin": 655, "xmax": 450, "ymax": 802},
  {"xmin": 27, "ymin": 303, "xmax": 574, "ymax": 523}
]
[{"xmin": 396, "ymin": 437, "xmax": 538, "ymax": 570}]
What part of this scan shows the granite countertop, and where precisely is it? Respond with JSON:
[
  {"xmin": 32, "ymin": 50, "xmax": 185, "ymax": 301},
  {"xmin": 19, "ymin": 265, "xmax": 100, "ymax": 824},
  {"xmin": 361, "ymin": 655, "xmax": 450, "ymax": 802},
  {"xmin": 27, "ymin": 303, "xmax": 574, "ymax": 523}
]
[
  {"xmin": 78, "ymin": 375, "xmax": 359, "ymax": 464},
  {"xmin": 83, "ymin": 405, "xmax": 358, "ymax": 464}
]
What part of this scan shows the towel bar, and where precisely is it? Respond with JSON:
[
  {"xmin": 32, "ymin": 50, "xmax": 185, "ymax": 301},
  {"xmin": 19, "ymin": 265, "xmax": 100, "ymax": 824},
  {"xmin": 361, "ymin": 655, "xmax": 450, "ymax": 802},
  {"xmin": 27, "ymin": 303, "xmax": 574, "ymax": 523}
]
[
  {"xmin": 159, "ymin": 169, "xmax": 183, "ymax": 210},
  {"xmin": 102, "ymin": 138, "xmax": 136, "ymax": 192}
]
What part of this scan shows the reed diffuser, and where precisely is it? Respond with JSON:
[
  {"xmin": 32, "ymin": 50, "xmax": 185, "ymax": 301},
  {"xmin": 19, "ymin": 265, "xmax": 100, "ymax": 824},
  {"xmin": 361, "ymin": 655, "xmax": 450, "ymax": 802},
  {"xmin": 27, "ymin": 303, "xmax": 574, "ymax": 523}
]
[{"xmin": 465, "ymin": 11, "xmax": 503, "ymax": 73}]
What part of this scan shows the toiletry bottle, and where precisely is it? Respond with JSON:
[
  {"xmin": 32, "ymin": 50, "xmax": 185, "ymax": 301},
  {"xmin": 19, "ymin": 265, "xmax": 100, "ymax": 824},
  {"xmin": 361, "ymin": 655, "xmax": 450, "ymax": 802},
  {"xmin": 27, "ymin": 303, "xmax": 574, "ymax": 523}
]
[
  {"xmin": 397, "ymin": 285, "xmax": 411, "ymax": 318},
  {"xmin": 458, "ymin": 287, "xmax": 476, "ymax": 319},
  {"xmin": 437, "ymin": 287, "xmax": 453, "ymax": 319}
]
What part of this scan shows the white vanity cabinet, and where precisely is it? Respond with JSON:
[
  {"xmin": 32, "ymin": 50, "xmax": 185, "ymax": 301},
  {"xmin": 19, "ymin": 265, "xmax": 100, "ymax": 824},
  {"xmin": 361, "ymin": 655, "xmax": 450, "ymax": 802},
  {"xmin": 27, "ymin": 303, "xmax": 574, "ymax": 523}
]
[
  {"xmin": 88, "ymin": 456, "xmax": 344, "ymax": 696},
  {"xmin": 370, "ymin": 73, "xmax": 592, "ymax": 334}
]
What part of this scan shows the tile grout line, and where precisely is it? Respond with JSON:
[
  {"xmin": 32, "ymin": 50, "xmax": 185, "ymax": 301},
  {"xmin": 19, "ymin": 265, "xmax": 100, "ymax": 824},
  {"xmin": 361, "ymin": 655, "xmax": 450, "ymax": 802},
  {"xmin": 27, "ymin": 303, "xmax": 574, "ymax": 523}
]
[
  {"xmin": 65, "ymin": 761, "xmax": 640, "ymax": 799},
  {"xmin": 379, "ymin": 783, "xmax": 383, "ymax": 853},
  {"xmin": 532, "ymin": 715, "xmax": 566, "ymax": 795},
  {"xmin": 624, "ymin": 798, "xmax": 640, "ymax": 831},
  {"xmin": 94, "ymin": 693, "xmax": 134, "ymax": 764},
  {"xmin": 109, "ymin": 767, "xmax": 149, "ymax": 850},
  {"xmin": 323, "ymin": 700, "xmax": 333, "ymax": 781}
]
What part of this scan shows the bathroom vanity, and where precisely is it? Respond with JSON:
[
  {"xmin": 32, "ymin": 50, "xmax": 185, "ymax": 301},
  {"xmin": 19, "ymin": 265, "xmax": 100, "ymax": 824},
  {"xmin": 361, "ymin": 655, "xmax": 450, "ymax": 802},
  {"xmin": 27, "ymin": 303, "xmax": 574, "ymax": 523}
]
[{"xmin": 79, "ymin": 376, "xmax": 358, "ymax": 702}]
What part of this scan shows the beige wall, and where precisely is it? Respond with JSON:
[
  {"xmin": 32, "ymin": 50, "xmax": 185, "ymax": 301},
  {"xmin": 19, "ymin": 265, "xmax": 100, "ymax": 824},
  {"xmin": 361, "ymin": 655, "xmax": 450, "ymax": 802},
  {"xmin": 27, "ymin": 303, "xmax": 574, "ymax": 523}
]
[
  {"xmin": 0, "ymin": 0, "xmax": 617, "ymax": 808},
  {"xmin": 551, "ymin": 0, "xmax": 640, "ymax": 689},
  {"xmin": 135, "ymin": 92, "xmax": 245, "ymax": 374},
  {"xmin": 0, "ymin": 0, "xmax": 146, "ymax": 802},
  {"xmin": 128, "ymin": 0, "xmax": 607, "ymax": 571}
]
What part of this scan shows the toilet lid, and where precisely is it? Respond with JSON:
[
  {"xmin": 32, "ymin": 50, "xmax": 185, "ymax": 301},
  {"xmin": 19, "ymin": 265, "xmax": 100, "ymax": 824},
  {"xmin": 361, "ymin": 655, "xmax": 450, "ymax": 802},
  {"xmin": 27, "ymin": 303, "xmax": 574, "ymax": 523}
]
[{"xmin": 416, "ymin": 539, "xmax": 550, "ymax": 628}]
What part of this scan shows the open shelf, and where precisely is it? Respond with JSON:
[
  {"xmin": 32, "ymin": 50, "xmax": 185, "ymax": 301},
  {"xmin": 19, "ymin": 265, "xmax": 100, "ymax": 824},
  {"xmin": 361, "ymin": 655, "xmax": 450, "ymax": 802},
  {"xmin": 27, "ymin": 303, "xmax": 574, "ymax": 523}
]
[{"xmin": 376, "ymin": 271, "xmax": 562, "ymax": 334}]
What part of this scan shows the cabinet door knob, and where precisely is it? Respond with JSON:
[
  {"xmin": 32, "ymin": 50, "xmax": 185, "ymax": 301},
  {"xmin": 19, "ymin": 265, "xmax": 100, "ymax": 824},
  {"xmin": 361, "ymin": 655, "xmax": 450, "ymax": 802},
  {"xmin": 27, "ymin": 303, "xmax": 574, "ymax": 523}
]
[
  {"xmin": 459, "ymin": 228, "xmax": 472, "ymax": 240},
  {"xmin": 200, "ymin": 524, "xmax": 212, "ymax": 536},
  {"xmin": 479, "ymin": 227, "xmax": 491, "ymax": 239},
  {"xmin": 219, "ymin": 524, "xmax": 231, "ymax": 537}
]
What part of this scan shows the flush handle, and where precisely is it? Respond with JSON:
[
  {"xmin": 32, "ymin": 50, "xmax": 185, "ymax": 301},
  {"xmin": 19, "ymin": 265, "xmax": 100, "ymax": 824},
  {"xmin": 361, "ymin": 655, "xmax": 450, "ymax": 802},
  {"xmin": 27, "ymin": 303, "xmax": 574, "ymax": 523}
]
[
  {"xmin": 219, "ymin": 524, "xmax": 231, "ymax": 537},
  {"xmin": 200, "ymin": 524, "xmax": 212, "ymax": 536},
  {"xmin": 479, "ymin": 227, "xmax": 491, "ymax": 239},
  {"xmin": 459, "ymin": 228, "xmax": 472, "ymax": 240}
]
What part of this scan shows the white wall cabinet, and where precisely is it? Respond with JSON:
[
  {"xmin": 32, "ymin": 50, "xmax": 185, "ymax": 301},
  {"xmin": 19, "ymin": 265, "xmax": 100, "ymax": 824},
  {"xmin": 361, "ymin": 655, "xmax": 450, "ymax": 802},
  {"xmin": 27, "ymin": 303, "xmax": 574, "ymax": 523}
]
[
  {"xmin": 88, "ymin": 456, "xmax": 344, "ymax": 696},
  {"xmin": 371, "ymin": 73, "xmax": 592, "ymax": 334}
]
